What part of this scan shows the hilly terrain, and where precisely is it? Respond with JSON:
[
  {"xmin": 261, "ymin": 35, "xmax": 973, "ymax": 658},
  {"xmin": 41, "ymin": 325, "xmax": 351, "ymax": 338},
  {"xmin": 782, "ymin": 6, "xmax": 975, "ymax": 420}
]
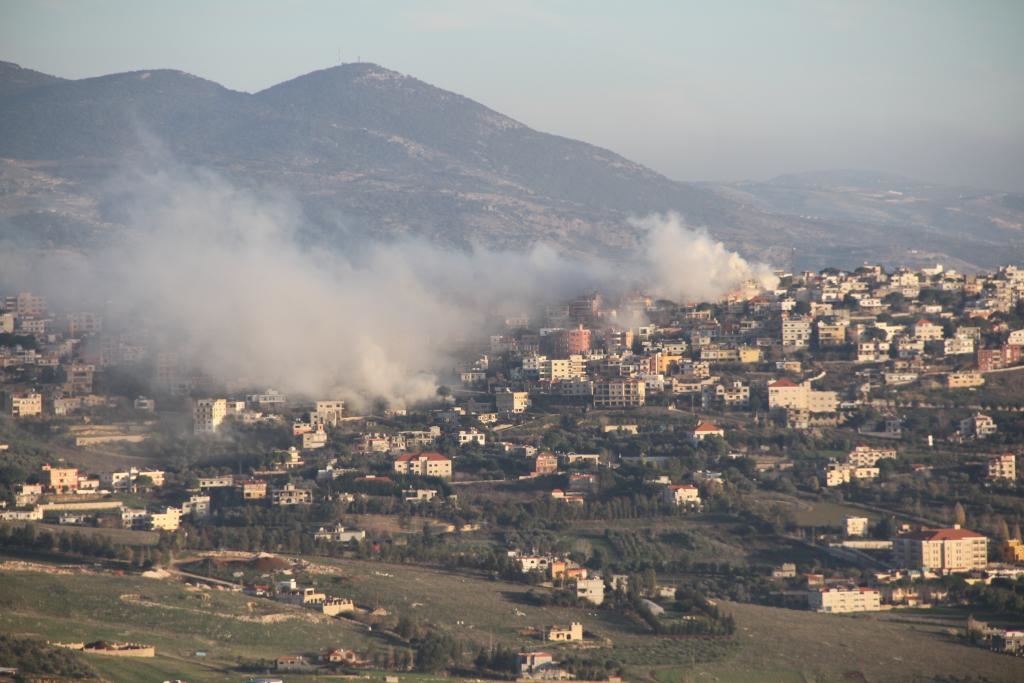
[{"xmin": 0, "ymin": 60, "xmax": 1021, "ymax": 271}]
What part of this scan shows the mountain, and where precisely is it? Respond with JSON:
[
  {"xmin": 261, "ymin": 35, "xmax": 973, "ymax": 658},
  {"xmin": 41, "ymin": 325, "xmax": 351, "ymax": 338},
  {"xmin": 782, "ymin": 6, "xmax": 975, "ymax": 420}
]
[{"xmin": 0, "ymin": 60, "xmax": 1021, "ymax": 270}]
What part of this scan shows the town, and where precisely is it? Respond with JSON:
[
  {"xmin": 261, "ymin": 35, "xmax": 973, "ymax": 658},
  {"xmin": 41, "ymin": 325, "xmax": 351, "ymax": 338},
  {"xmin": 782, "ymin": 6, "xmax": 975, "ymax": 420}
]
[{"xmin": 2, "ymin": 262, "xmax": 1024, "ymax": 681}]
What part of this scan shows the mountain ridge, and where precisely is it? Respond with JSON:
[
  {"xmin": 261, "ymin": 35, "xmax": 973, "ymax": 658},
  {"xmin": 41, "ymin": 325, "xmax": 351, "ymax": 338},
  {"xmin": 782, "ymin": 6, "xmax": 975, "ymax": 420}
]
[{"xmin": 0, "ymin": 59, "xmax": 1021, "ymax": 271}]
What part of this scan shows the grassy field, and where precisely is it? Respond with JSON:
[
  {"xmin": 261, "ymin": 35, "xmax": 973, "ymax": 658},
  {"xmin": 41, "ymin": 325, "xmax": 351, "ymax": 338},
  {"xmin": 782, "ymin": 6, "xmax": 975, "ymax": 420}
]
[{"xmin": 0, "ymin": 568, "xmax": 379, "ymax": 682}]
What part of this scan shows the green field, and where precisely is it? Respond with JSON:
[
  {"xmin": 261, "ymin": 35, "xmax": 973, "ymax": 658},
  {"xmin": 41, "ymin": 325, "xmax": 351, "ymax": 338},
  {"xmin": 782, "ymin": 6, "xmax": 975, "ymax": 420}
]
[{"xmin": 4, "ymin": 557, "xmax": 1024, "ymax": 683}]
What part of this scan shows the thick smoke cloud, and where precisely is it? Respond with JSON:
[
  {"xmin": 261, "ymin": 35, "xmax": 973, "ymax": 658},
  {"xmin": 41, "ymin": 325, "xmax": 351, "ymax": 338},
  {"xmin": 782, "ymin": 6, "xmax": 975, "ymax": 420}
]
[
  {"xmin": 630, "ymin": 213, "xmax": 779, "ymax": 303},
  {"xmin": 1, "ymin": 154, "xmax": 775, "ymax": 408}
]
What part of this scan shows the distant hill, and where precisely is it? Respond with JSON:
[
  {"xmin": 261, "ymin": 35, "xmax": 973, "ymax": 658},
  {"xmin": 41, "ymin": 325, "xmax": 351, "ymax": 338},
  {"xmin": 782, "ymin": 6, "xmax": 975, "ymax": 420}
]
[{"xmin": 1, "ymin": 60, "xmax": 1021, "ymax": 271}]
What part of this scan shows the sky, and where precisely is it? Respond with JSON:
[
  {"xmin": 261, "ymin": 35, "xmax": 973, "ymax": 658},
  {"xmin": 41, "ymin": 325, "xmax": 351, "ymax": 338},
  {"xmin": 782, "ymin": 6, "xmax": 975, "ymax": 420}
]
[{"xmin": 2, "ymin": 0, "xmax": 1023, "ymax": 190}]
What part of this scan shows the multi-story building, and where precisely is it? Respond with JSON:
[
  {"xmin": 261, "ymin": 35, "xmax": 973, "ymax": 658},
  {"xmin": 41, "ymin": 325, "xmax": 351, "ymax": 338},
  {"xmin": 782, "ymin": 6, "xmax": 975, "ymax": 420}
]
[
  {"xmin": 272, "ymin": 484, "xmax": 313, "ymax": 506},
  {"xmin": 845, "ymin": 516, "xmax": 869, "ymax": 537},
  {"xmin": 847, "ymin": 444, "xmax": 897, "ymax": 467},
  {"xmin": 947, "ymin": 371, "xmax": 984, "ymax": 389},
  {"xmin": 816, "ymin": 319, "xmax": 849, "ymax": 348},
  {"xmin": 593, "ymin": 378, "xmax": 645, "ymax": 408},
  {"xmin": 893, "ymin": 526, "xmax": 989, "ymax": 573},
  {"xmin": 960, "ymin": 413, "xmax": 997, "ymax": 439},
  {"xmin": 978, "ymin": 345, "xmax": 1022, "ymax": 372},
  {"xmin": 808, "ymin": 587, "xmax": 881, "ymax": 613},
  {"xmin": 311, "ymin": 400, "xmax": 344, "ymax": 427},
  {"xmin": 663, "ymin": 484, "xmax": 701, "ymax": 507},
  {"xmin": 393, "ymin": 452, "xmax": 453, "ymax": 479},
  {"xmin": 781, "ymin": 317, "xmax": 812, "ymax": 350},
  {"xmin": 241, "ymin": 479, "xmax": 268, "ymax": 500},
  {"xmin": 5, "ymin": 391, "xmax": 42, "ymax": 418},
  {"xmin": 193, "ymin": 398, "xmax": 228, "ymax": 434},
  {"xmin": 552, "ymin": 325, "xmax": 592, "ymax": 357},
  {"xmin": 987, "ymin": 453, "xmax": 1016, "ymax": 482},
  {"xmin": 496, "ymin": 390, "xmax": 530, "ymax": 415},
  {"xmin": 42, "ymin": 465, "xmax": 79, "ymax": 493},
  {"xmin": 913, "ymin": 319, "xmax": 944, "ymax": 341},
  {"xmin": 822, "ymin": 462, "xmax": 878, "ymax": 487},
  {"xmin": 573, "ymin": 578, "xmax": 605, "ymax": 605},
  {"xmin": 768, "ymin": 378, "xmax": 837, "ymax": 414}
]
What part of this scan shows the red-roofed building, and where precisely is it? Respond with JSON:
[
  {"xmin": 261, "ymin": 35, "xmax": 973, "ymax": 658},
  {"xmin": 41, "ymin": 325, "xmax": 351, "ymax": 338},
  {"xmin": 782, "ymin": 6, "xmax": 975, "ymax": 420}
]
[
  {"xmin": 691, "ymin": 421, "xmax": 725, "ymax": 444},
  {"xmin": 893, "ymin": 526, "xmax": 988, "ymax": 573},
  {"xmin": 393, "ymin": 452, "xmax": 452, "ymax": 479}
]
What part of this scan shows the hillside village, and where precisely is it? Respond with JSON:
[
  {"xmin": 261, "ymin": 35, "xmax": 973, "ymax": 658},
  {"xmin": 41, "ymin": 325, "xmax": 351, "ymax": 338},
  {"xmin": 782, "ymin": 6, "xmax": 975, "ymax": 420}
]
[{"xmin": 3, "ymin": 262, "xmax": 1024, "ymax": 678}]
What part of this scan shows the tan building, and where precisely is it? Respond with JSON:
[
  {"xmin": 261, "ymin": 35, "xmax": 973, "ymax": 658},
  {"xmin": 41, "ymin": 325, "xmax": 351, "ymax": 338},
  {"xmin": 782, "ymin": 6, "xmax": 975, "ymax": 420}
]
[
  {"xmin": 312, "ymin": 400, "xmax": 345, "ymax": 427},
  {"xmin": 822, "ymin": 462, "xmax": 878, "ymax": 487},
  {"xmin": 6, "ymin": 391, "xmax": 42, "ymax": 418},
  {"xmin": 946, "ymin": 371, "xmax": 984, "ymax": 389},
  {"xmin": 808, "ymin": 587, "xmax": 881, "ymax": 613},
  {"xmin": 960, "ymin": 413, "xmax": 997, "ymax": 439},
  {"xmin": 987, "ymin": 453, "xmax": 1016, "ymax": 482},
  {"xmin": 546, "ymin": 622, "xmax": 584, "ymax": 642},
  {"xmin": 148, "ymin": 507, "xmax": 182, "ymax": 531},
  {"xmin": 593, "ymin": 378, "xmax": 646, "ymax": 408},
  {"xmin": 272, "ymin": 483, "xmax": 313, "ymax": 506},
  {"xmin": 847, "ymin": 444, "xmax": 897, "ymax": 467},
  {"xmin": 42, "ymin": 465, "xmax": 79, "ymax": 493},
  {"xmin": 193, "ymin": 398, "xmax": 227, "ymax": 434},
  {"xmin": 393, "ymin": 452, "xmax": 453, "ymax": 479},
  {"xmin": 1001, "ymin": 539, "xmax": 1024, "ymax": 563},
  {"xmin": 816, "ymin": 319, "xmax": 849, "ymax": 347},
  {"xmin": 574, "ymin": 577, "xmax": 605, "ymax": 605},
  {"xmin": 768, "ymin": 378, "xmax": 837, "ymax": 414},
  {"xmin": 242, "ymin": 479, "xmax": 268, "ymax": 500},
  {"xmin": 893, "ymin": 526, "xmax": 989, "ymax": 573},
  {"xmin": 663, "ymin": 484, "xmax": 701, "ymax": 507},
  {"xmin": 845, "ymin": 516, "xmax": 870, "ymax": 537},
  {"xmin": 496, "ymin": 390, "xmax": 531, "ymax": 415}
]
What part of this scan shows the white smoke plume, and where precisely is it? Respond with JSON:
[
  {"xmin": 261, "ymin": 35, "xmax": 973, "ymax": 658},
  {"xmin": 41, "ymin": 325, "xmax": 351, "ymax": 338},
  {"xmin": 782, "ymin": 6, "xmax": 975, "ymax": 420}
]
[
  {"xmin": 1, "ymin": 155, "xmax": 775, "ymax": 408},
  {"xmin": 629, "ymin": 213, "xmax": 779, "ymax": 302}
]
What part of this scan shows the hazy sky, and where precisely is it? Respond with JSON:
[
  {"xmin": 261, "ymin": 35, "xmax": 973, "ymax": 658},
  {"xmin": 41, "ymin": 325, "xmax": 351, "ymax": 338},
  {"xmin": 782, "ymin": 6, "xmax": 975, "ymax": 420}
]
[{"xmin": 2, "ymin": 0, "xmax": 1023, "ymax": 190}]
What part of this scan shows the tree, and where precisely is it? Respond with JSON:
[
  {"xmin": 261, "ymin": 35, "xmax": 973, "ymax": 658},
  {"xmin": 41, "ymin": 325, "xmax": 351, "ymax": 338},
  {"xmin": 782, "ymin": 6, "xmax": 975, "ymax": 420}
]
[{"xmin": 954, "ymin": 501, "xmax": 967, "ymax": 528}]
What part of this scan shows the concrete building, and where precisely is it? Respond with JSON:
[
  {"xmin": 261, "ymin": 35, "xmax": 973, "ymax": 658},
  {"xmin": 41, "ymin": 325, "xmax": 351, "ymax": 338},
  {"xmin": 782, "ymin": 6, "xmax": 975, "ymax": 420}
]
[
  {"xmin": 593, "ymin": 378, "xmax": 645, "ymax": 408},
  {"xmin": 987, "ymin": 453, "xmax": 1016, "ymax": 482},
  {"xmin": 546, "ymin": 622, "xmax": 584, "ymax": 642},
  {"xmin": 690, "ymin": 421, "xmax": 725, "ymax": 444},
  {"xmin": 193, "ymin": 398, "xmax": 227, "ymax": 434},
  {"xmin": 272, "ymin": 484, "xmax": 313, "ymax": 506},
  {"xmin": 393, "ymin": 452, "xmax": 453, "ymax": 479},
  {"xmin": 496, "ymin": 390, "xmax": 530, "ymax": 415},
  {"xmin": 767, "ymin": 378, "xmax": 837, "ymax": 414},
  {"xmin": 845, "ymin": 516, "xmax": 870, "ymax": 537},
  {"xmin": 960, "ymin": 413, "xmax": 997, "ymax": 439},
  {"xmin": 5, "ymin": 391, "xmax": 42, "ymax": 418},
  {"xmin": 808, "ymin": 587, "xmax": 881, "ymax": 613},
  {"xmin": 946, "ymin": 371, "xmax": 984, "ymax": 389},
  {"xmin": 574, "ymin": 577, "xmax": 605, "ymax": 605},
  {"xmin": 893, "ymin": 526, "xmax": 989, "ymax": 573},
  {"xmin": 663, "ymin": 484, "xmax": 701, "ymax": 507}
]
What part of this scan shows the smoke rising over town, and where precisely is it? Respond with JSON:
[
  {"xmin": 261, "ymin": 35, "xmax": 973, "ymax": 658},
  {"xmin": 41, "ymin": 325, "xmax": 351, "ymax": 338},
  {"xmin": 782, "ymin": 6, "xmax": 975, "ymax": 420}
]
[{"xmin": 2, "ymin": 152, "xmax": 775, "ymax": 408}]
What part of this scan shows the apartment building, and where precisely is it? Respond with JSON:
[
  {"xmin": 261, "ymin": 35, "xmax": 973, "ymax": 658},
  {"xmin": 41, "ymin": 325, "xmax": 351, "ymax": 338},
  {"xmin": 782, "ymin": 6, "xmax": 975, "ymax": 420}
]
[
  {"xmin": 808, "ymin": 587, "xmax": 881, "ymax": 613},
  {"xmin": 893, "ymin": 526, "xmax": 989, "ymax": 573},
  {"xmin": 593, "ymin": 378, "xmax": 645, "ymax": 408},
  {"xmin": 987, "ymin": 453, "xmax": 1016, "ymax": 482},
  {"xmin": 393, "ymin": 452, "xmax": 453, "ymax": 479},
  {"xmin": 5, "ymin": 391, "xmax": 42, "ymax": 418},
  {"xmin": 496, "ymin": 390, "xmax": 530, "ymax": 414}
]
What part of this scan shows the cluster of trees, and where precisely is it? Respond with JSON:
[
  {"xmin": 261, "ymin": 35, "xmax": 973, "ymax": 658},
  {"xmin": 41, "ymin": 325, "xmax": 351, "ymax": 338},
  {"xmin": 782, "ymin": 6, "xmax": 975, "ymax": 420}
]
[
  {"xmin": 0, "ymin": 635, "xmax": 96, "ymax": 679},
  {"xmin": 0, "ymin": 523, "xmax": 173, "ymax": 568}
]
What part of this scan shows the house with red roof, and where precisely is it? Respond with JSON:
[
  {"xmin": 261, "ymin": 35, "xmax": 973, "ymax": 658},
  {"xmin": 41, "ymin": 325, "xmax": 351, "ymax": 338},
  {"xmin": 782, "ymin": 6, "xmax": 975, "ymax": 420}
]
[
  {"xmin": 690, "ymin": 421, "xmax": 725, "ymax": 444},
  {"xmin": 893, "ymin": 526, "xmax": 989, "ymax": 573}
]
